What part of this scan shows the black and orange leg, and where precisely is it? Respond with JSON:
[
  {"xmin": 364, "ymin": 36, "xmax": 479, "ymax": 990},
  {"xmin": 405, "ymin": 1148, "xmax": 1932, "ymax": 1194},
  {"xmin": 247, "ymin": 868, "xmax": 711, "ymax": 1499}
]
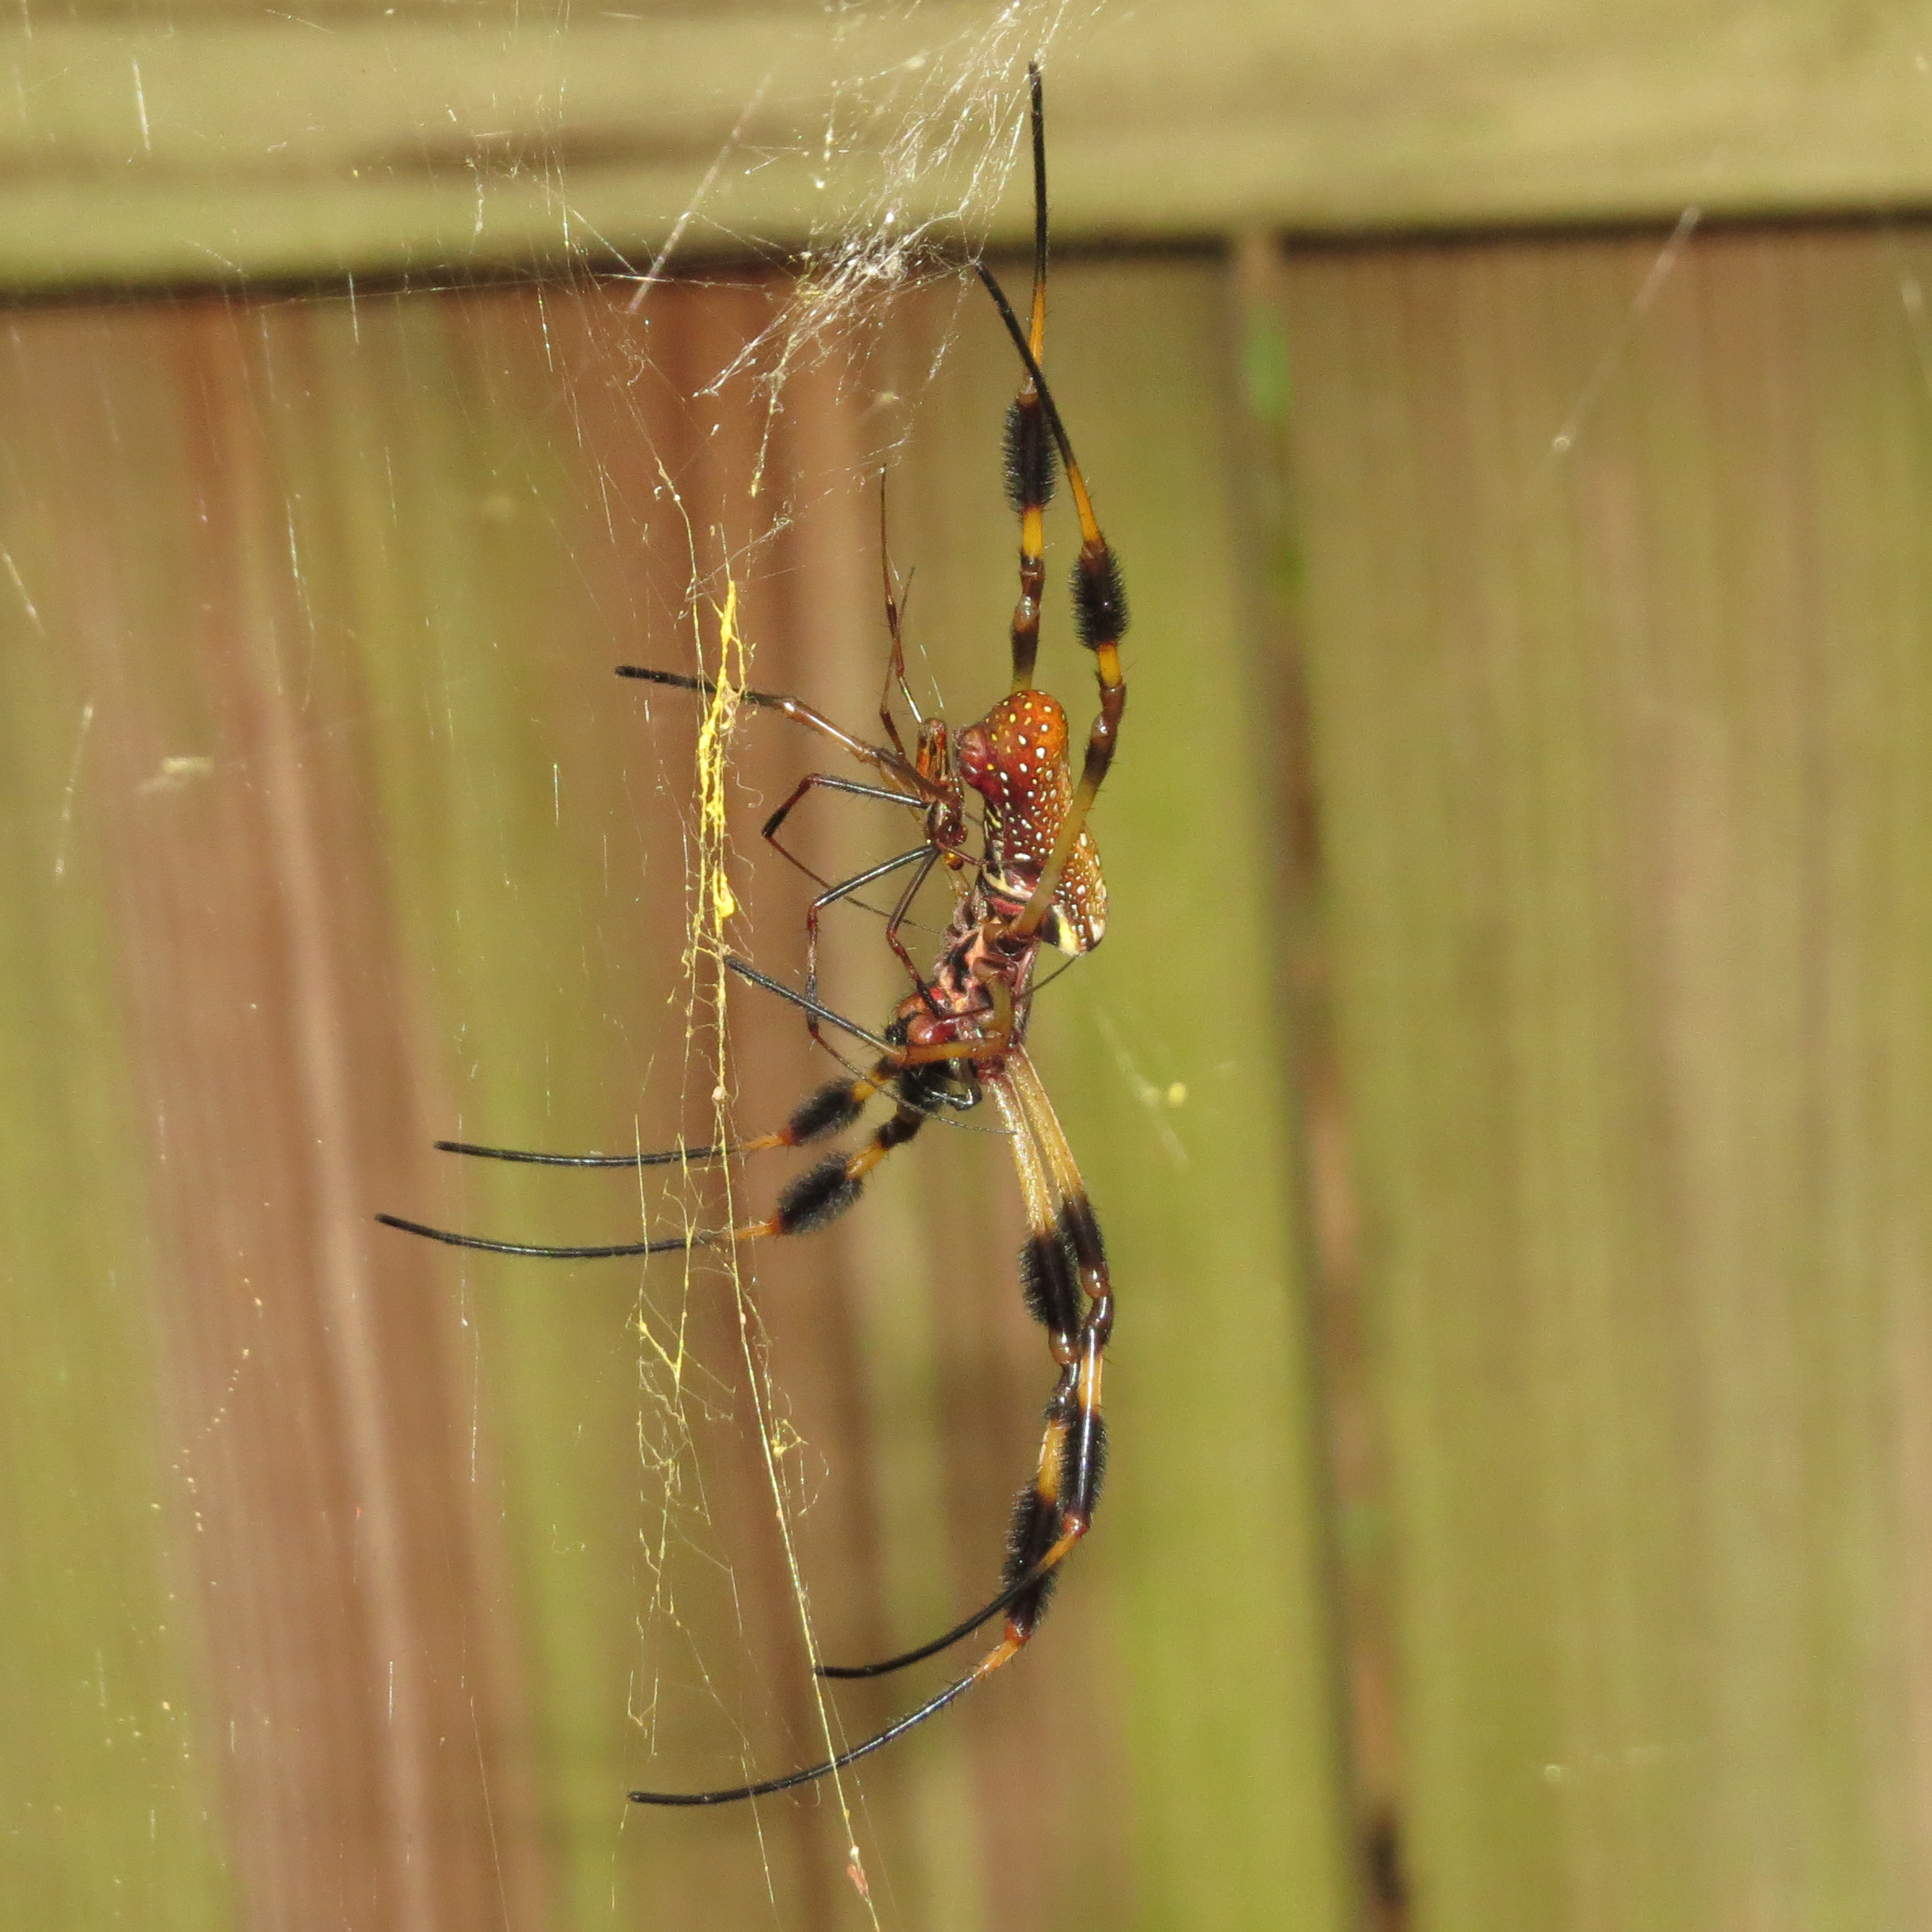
[
  {"xmin": 973, "ymin": 250, "xmax": 1129, "ymax": 944},
  {"xmin": 815, "ymin": 1067, "xmax": 1112, "ymax": 1682},
  {"xmin": 1004, "ymin": 62, "xmax": 1055, "ymax": 692},
  {"xmin": 630, "ymin": 1349, "xmax": 1102, "ymax": 1807},
  {"xmin": 816, "ymin": 1321, "xmax": 1107, "ymax": 1685},
  {"xmin": 994, "ymin": 1287, "xmax": 1109, "ymax": 1634},
  {"xmin": 375, "ymin": 1033, "xmax": 983, "ymax": 1262},
  {"xmin": 990, "ymin": 1049, "xmax": 1113, "ymax": 1639},
  {"xmin": 628, "ymin": 1194, "xmax": 1114, "ymax": 1804}
]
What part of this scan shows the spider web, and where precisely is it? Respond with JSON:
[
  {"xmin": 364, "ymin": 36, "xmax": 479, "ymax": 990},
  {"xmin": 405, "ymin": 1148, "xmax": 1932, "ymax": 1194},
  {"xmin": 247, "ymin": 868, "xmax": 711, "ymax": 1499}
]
[{"xmin": 368, "ymin": 3, "xmax": 1103, "ymax": 1922}]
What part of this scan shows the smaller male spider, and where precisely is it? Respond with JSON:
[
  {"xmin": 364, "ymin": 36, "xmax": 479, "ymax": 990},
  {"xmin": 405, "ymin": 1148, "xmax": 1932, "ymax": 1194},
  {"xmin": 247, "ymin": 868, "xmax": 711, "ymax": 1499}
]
[{"xmin": 380, "ymin": 65, "xmax": 1127, "ymax": 1805}]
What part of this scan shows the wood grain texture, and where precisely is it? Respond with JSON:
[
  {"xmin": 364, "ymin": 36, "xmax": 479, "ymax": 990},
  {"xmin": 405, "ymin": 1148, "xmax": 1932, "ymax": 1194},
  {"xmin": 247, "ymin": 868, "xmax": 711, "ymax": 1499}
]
[
  {"xmin": 8, "ymin": 0, "xmax": 1932, "ymax": 288},
  {"xmin": 0, "ymin": 259, "xmax": 1353, "ymax": 1928},
  {"xmin": 1273, "ymin": 224, "xmax": 1932, "ymax": 1931},
  {"xmin": 0, "ymin": 445, "xmax": 236, "ymax": 1932},
  {"xmin": 2, "ymin": 298, "xmax": 554, "ymax": 1932}
]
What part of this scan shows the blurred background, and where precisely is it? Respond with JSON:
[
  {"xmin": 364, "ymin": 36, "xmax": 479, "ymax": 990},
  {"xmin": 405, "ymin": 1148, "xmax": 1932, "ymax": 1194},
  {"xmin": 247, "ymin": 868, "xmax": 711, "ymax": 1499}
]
[{"xmin": 7, "ymin": 2, "xmax": 1932, "ymax": 1928}]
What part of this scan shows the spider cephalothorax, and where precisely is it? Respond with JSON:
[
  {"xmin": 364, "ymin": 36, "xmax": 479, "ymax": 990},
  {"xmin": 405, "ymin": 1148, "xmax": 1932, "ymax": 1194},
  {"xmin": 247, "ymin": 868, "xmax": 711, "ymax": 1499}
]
[{"xmin": 380, "ymin": 63, "xmax": 1126, "ymax": 1805}]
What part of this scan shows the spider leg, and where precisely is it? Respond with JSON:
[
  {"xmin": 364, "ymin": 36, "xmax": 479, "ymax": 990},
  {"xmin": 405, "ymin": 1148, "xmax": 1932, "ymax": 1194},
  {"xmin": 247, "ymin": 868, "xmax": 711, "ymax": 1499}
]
[
  {"xmin": 629, "ymin": 1290, "xmax": 1110, "ymax": 1804},
  {"xmin": 812, "ymin": 1542, "xmax": 1064, "ymax": 1680},
  {"xmin": 755, "ymin": 778, "xmax": 962, "ymax": 1053},
  {"xmin": 629, "ymin": 1644, "xmax": 1009, "ymax": 1807},
  {"xmin": 925, "ymin": 1054, "xmax": 1112, "ymax": 1651},
  {"xmin": 761, "ymin": 777, "xmax": 925, "ymax": 895},
  {"xmin": 428, "ymin": 1046, "xmax": 895, "ymax": 1173},
  {"xmin": 371, "ymin": 1217, "xmax": 704, "ymax": 1261},
  {"xmin": 973, "ymin": 263, "xmax": 1129, "ymax": 945},
  {"xmin": 815, "ymin": 1363, "xmax": 1094, "ymax": 1680},
  {"xmin": 376, "ymin": 1034, "xmax": 992, "ymax": 1260},
  {"xmin": 407, "ymin": 956, "xmax": 900, "ymax": 1179},
  {"xmin": 877, "ymin": 847, "xmax": 943, "ymax": 998},
  {"xmin": 877, "ymin": 475, "xmax": 920, "ymax": 759},
  {"xmin": 624, "ymin": 1060, "xmax": 1111, "ymax": 1808},
  {"xmin": 799, "ymin": 846, "xmax": 932, "ymax": 1056},
  {"xmin": 632, "ymin": 1355, "xmax": 1094, "ymax": 1804},
  {"xmin": 617, "ymin": 665, "xmax": 938, "ymax": 803},
  {"xmin": 816, "ymin": 1049, "xmax": 1109, "ymax": 1678},
  {"xmin": 1004, "ymin": 60, "xmax": 1056, "ymax": 693},
  {"xmin": 429, "ymin": 1138, "xmax": 724, "ymax": 1171},
  {"xmin": 722, "ymin": 951, "xmax": 894, "ymax": 1052}
]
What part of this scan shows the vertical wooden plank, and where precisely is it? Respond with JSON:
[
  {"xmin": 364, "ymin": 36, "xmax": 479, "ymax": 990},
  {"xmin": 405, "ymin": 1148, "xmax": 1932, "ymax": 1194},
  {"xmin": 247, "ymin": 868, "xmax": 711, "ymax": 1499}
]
[
  {"xmin": 1277, "ymin": 224, "xmax": 1932, "ymax": 1931},
  {"xmin": 0, "ymin": 401, "xmax": 235, "ymax": 1929},
  {"xmin": 894, "ymin": 257, "xmax": 1360, "ymax": 1932},
  {"xmin": 1, "ymin": 297, "xmax": 555, "ymax": 1932}
]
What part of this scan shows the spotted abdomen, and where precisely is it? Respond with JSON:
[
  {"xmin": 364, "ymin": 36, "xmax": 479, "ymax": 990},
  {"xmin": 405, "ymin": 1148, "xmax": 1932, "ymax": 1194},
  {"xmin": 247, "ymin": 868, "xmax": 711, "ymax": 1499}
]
[{"xmin": 959, "ymin": 690, "xmax": 1107, "ymax": 954}]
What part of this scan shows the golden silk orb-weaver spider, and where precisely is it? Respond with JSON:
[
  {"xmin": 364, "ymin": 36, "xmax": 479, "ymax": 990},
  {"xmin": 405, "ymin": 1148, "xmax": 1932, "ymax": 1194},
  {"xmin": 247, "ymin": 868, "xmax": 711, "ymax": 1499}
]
[{"xmin": 378, "ymin": 64, "xmax": 1126, "ymax": 1805}]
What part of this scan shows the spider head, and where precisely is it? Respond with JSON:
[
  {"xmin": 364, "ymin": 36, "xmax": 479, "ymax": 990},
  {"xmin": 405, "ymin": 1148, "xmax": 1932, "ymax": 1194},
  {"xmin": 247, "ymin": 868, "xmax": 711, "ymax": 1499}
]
[
  {"xmin": 907, "ymin": 1060, "xmax": 981, "ymax": 1113},
  {"xmin": 915, "ymin": 719, "xmax": 966, "ymax": 851},
  {"xmin": 915, "ymin": 718, "xmax": 951, "ymax": 783},
  {"xmin": 884, "ymin": 1014, "xmax": 981, "ymax": 1112}
]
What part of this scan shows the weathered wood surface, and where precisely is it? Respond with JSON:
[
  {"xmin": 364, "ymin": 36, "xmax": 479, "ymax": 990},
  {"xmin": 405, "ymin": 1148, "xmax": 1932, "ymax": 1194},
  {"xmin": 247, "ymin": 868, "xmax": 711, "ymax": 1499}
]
[
  {"xmin": 1272, "ymin": 224, "xmax": 1932, "ymax": 1930},
  {"xmin": 12, "ymin": 12, "xmax": 1932, "ymax": 1906},
  {"xmin": 8, "ymin": 0, "xmax": 1932, "ymax": 287},
  {"xmin": 0, "ymin": 260, "xmax": 1353, "ymax": 1928}
]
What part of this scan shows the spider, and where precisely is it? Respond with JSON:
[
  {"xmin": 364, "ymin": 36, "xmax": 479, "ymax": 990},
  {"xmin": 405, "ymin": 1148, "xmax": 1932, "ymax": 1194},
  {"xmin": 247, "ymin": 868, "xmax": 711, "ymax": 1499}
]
[{"xmin": 378, "ymin": 65, "xmax": 1126, "ymax": 1806}]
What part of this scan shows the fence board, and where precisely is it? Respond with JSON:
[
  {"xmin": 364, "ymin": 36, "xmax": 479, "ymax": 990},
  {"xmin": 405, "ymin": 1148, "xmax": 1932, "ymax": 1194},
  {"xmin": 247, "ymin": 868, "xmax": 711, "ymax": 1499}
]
[
  {"xmin": 8, "ymin": 2, "xmax": 1932, "ymax": 287},
  {"xmin": 1273, "ymin": 224, "xmax": 1932, "ymax": 1932}
]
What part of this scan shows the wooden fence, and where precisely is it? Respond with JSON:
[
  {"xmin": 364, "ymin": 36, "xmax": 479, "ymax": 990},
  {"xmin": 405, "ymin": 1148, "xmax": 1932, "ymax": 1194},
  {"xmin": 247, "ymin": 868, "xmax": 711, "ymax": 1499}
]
[{"xmin": 3, "ymin": 6, "xmax": 1930, "ymax": 1929}]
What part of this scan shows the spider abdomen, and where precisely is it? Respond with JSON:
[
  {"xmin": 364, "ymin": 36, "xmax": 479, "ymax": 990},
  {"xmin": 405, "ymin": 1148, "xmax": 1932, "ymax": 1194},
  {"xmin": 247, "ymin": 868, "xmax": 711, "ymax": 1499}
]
[{"xmin": 959, "ymin": 690, "xmax": 1107, "ymax": 953}]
